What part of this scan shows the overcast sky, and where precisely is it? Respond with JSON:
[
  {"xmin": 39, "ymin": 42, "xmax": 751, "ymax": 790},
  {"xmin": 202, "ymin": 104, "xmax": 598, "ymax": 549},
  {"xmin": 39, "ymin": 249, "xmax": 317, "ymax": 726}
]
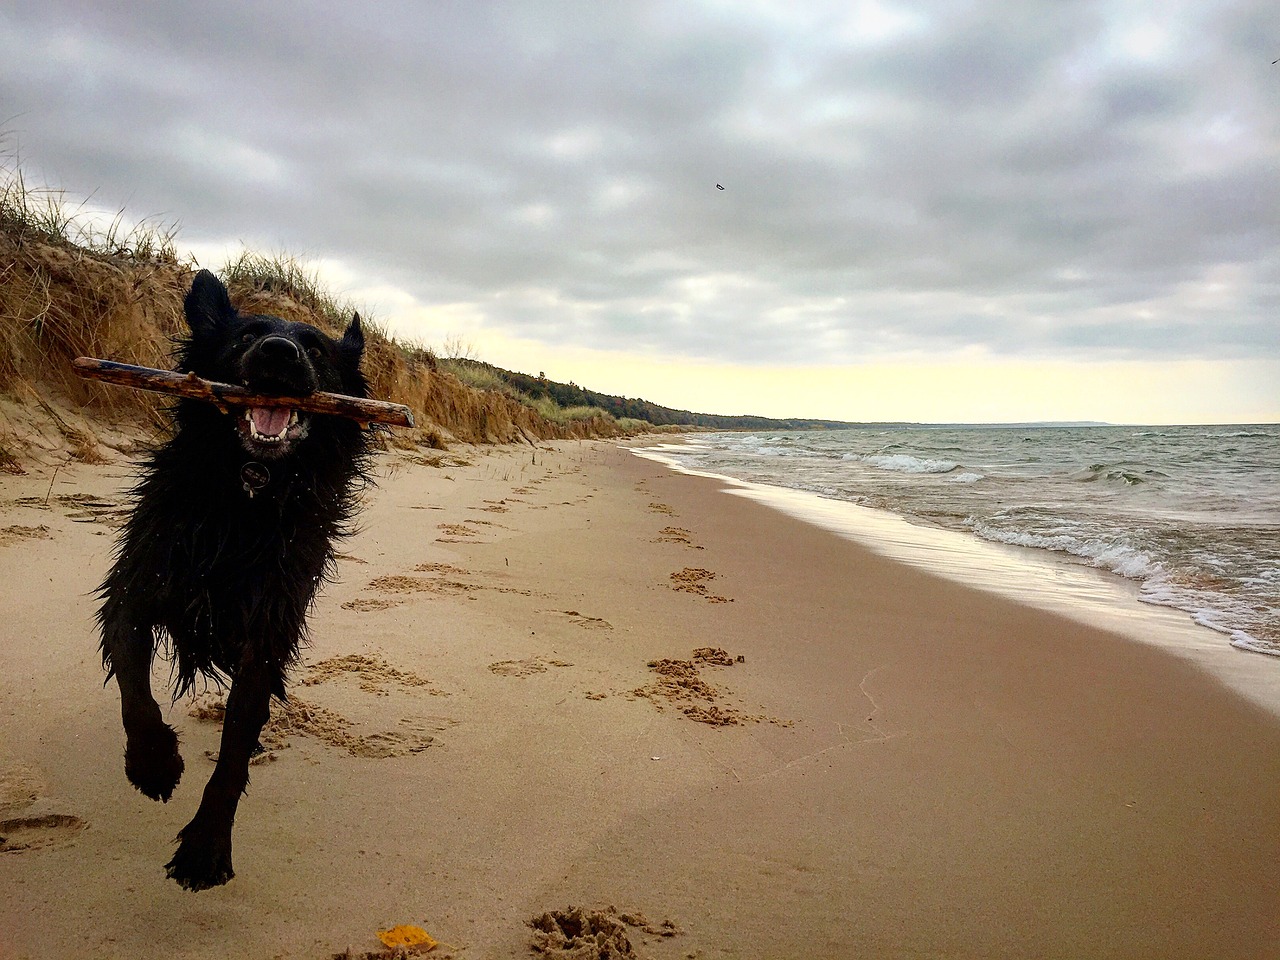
[{"xmin": 2, "ymin": 1, "xmax": 1277, "ymax": 422}]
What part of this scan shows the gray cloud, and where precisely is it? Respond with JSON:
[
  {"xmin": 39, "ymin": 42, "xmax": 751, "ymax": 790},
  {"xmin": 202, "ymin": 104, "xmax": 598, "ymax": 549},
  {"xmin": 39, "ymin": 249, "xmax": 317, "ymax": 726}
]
[{"xmin": 2, "ymin": 0, "xmax": 1277, "ymax": 365}]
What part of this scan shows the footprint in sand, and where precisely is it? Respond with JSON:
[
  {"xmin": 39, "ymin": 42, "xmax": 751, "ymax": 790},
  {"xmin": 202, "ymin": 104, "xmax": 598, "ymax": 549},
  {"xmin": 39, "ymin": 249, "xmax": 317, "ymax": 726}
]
[
  {"xmin": 632, "ymin": 648, "xmax": 764, "ymax": 727},
  {"xmin": 0, "ymin": 763, "xmax": 45, "ymax": 815},
  {"xmin": 647, "ymin": 502, "xmax": 675, "ymax": 516},
  {"xmin": 347, "ymin": 731, "xmax": 437, "ymax": 759},
  {"xmin": 633, "ymin": 648, "xmax": 791, "ymax": 728},
  {"xmin": 303, "ymin": 653, "xmax": 443, "ymax": 696},
  {"xmin": 14, "ymin": 493, "xmax": 129, "ymax": 528},
  {"xmin": 0, "ymin": 524, "xmax": 53, "ymax": 547},
  {"xmin": 436, "ymin": 522, "xmax": 478, "ymax": 542},
  {"xmin": 342, "ymin": 597, "xmax": 404, "ymax": 612},
  {"xmin": 0, "ymin": 762, "xmax": 88, "ymax": 853},
  {"xmin": 529, "ymin": 906, "xmax": 680, "ymax": 958},
  {"xmin": 669, "ymin": 567, "xmax": 733, "ymax": 603},
  {"xmin": 367, "ymin": 574, "xmax": 435, "ymax": 593},
  {"xmin": 556, "ymin": 610, "xmax": 613, "ymax": 630},
  {"xmin": 0, "ymin": 814, "xmax": 88, "ymax": 853},
  {"xmin": 340, "ymin": 575, "xmax": 437, "ymax": 612},
  {"xmin": 188, "ymin": 653, "xmax": 448, "ymax": 759},
  {"xmin": 436, "ymin": 520, "xmax": 502, "ymax": 543},
  {"xmin": 348, "ymin": 564, "xmax": 545, "ymax": 613},
  {"xmin": 414, "ymin": 562, "xmax": 467, "ymax": 576},
  {"xmin": 347, "ymin": 573, "xmax": 471, "ymax": 609},
  {"xmin": 488, "ymin": 657, "xmax": 574, "ymax": 678},
  {"xmin": 653, "ymin": 526, "xmax": 703, "ymax": 550},
  {"xmin": 404, "ymin": 453, "xmax": 471, "ymax": 469},
  {"xmin": 194, "ymin": 696, "xmax": 442, "ymax": 761},
  {"xmin": 417, "ymin": 564, "xmax": 543, "ymax": 599},
  {"xmin": 398, "ymin": 716, "xmax": 460, "ymax": 735},
  {"xmin": 274, "ymin": 699, "xmax": 440, "ymax": 758}
]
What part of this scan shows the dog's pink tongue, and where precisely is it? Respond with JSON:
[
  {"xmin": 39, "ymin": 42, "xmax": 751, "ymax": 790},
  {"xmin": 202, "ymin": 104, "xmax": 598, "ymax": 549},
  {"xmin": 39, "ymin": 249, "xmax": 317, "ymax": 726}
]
[{"xmin": 251, "ymin": 407, "xmax": 291, "ymax": 437}]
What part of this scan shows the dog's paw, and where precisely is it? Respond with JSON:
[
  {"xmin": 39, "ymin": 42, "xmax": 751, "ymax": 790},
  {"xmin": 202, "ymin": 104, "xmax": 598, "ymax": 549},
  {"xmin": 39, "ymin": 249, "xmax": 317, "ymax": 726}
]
[
  {"xmin": 124, "ymin": 723, "xmax": 184, "ymax": 803},
  {"xmin": 165, "ymin": 830, "xmax": 234, "ymax": 891}
]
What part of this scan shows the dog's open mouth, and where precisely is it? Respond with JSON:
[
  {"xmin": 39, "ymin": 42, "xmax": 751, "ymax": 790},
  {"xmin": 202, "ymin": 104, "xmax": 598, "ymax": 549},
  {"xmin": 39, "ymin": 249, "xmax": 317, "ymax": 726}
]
[{"xmin": 237, "ymin": 406, "xmax": 309, "ymax": 456}]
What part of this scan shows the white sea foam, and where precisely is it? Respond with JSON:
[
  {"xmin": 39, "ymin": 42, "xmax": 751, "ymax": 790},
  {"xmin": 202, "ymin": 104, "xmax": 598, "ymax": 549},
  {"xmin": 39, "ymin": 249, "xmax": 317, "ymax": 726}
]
[
  {"xmin": 632, "ymin": 427, "xmax": 1280, "ymax": 713},
  {"xmin": 1187, "ymin": 610, "xmax": 1280, "ymax": 657},
  {"xmin": 637, "ymin": 423, "xmax": 1280, "ymax": 668},
  {"xmin": 1230, "ymin": 633, "xmax": 1280, "ymax": 656},
  {"xmin": 861, "ymin": 454, "xmax": 958, "ymax": 474},
  {"xmin": 970, "ymin": 522, "xmax": 1163, "ymax": 580}
]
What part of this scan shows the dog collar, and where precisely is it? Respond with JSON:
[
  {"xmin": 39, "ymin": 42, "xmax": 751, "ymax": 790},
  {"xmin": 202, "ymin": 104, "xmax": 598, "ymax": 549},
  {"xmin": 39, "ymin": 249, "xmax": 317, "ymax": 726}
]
[{"xmin": 240, "ymin": 461, "xmax": 271, "ymax": 498}]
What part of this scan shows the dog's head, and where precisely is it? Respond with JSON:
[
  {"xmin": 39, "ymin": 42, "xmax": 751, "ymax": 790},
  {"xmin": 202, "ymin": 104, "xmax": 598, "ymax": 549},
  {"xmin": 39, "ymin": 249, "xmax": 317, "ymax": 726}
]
[{"xmin": 180, "ymin": 270, "xmax": 367, "ymax": 459}]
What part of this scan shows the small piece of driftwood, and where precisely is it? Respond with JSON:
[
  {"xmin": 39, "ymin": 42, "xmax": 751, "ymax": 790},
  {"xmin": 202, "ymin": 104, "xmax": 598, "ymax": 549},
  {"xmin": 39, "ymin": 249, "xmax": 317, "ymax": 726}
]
[{"xmin": 72, "ymin": 357, "xmax": 416, "ymax": 429}]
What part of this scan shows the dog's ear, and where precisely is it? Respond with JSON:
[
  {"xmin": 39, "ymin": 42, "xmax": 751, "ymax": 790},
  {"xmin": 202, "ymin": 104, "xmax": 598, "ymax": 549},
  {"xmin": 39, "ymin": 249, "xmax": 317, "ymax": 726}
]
[
  {"xmin": 184, "ymin": 270, "xmax": 235, "ymax": 334},
  {"xmin": 341, "ymin": 313, "xmax": 365, "ymax": 360}
]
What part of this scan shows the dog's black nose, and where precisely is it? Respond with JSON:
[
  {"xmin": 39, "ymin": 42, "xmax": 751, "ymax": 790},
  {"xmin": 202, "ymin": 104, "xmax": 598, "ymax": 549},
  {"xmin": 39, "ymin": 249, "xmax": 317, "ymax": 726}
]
[{"xmin": 258, "ymin": 336, "xmax": 302, "ymax": 361}]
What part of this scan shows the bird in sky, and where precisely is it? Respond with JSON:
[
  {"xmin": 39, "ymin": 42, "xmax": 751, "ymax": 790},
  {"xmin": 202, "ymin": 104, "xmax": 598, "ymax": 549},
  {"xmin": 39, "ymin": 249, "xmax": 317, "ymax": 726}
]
[{"xmin": 716, "ymin": 183, "xmax": 725, "ymax": 190}]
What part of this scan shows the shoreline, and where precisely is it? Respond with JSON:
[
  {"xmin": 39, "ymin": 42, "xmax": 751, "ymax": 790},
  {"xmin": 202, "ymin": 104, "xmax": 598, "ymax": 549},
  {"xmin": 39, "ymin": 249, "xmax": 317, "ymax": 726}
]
[
  {"xmin": 633, "ymin": 438, "xmax": 1280, "ymax": 718},
  {"xmin": 3, "ymin": 440, "xmax": 1279, "ymax": 958}
]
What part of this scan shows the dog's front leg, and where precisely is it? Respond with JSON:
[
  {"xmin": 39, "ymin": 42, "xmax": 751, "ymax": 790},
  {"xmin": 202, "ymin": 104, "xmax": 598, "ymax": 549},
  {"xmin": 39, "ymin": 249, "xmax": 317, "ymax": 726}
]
[
  {"xmin": 165, "ymin": 663, "xmax": 272, "ymax": 891},
  {"xmin": 100, "ymin": 611, "xmax": 184, "ymax": 802}
]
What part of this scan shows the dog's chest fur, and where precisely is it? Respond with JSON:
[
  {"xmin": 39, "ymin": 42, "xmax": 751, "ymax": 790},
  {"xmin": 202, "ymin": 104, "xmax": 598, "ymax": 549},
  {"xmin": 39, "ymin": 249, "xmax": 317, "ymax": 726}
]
[{"xmin": 108, "ymin": 396, "xmax": 367, "ymax": 694}]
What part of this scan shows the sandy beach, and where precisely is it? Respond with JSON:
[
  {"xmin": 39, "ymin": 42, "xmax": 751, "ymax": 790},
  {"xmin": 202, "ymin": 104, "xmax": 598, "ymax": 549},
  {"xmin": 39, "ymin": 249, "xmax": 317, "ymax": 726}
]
[{"xmin": 2, "ymin": 439, "xmax": 1278, "ymax": 959}]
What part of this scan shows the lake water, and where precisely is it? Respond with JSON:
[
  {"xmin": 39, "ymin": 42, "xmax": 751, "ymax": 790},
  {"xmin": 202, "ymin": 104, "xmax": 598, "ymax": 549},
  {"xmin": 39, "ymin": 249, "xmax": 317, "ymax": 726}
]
[{"xmin": 635, "ymin": 425, "xmax": 1279, "ymax": 674}]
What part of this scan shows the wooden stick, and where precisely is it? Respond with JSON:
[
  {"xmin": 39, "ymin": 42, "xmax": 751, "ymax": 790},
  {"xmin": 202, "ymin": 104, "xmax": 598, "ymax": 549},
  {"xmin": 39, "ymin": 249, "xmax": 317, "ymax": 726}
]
[{"xmin": 72, "ymin": 357, "xmax": 416, "ymax": 429}]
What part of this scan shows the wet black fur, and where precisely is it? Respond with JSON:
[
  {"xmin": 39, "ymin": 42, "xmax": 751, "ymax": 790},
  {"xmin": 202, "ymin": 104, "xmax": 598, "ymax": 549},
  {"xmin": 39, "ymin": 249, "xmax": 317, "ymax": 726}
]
[{"xmin": 96, "ymin": 270, "xmax": 370, "ymax": 891}]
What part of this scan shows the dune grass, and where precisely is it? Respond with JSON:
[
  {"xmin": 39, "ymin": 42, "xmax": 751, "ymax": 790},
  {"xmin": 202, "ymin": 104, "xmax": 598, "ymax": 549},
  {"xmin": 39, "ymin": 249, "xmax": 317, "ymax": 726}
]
[
  {"xmin": 440, "ymin": 359, "xmax": 621, "ymax": 427},
  {"xmin": 221, "ymin": 251, "xmax": 366, "ymax": 332},
  {"xmin": 0, "ymin": 156, "xmax": 641, "ymax": 466},
  {"xmin": 0, "ymin": 159, "xmax": 179, "ymax": 263}
]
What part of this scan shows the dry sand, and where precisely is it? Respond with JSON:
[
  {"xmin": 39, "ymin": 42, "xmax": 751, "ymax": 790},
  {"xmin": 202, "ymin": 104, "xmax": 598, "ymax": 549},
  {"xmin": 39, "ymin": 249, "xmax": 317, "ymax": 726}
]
[{"xmin": 1, "ymin": 440, "xmax": 1278, "ymax": 959}]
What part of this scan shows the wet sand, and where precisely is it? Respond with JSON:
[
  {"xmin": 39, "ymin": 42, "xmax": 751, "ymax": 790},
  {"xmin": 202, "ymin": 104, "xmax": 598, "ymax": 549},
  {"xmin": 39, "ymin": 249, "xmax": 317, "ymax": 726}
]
[{"xmin": 2, "ymin": 440, "xmax": 1278, "ymax": 959}]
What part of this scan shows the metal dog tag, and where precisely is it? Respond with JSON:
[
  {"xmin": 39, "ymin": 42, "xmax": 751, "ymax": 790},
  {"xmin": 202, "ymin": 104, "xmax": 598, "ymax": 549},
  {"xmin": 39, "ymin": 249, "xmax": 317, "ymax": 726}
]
[{"xmin": 240, "ymin": 461, "xmax": 270, "ymax": 497}]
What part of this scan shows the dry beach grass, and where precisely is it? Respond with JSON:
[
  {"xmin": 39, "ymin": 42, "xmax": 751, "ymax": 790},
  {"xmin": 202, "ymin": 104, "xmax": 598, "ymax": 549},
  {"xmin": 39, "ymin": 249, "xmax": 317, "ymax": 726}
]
[{"xmin": 0, "ymin": 162, "xmax": 630, "ymax": 471}]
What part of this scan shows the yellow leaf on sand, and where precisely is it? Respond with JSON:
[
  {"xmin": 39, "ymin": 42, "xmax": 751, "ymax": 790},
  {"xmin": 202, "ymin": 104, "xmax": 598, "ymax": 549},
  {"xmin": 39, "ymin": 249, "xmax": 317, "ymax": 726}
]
[{"xmin": 376, "ymin": 924, "xmax": 438, "ymax": 951}]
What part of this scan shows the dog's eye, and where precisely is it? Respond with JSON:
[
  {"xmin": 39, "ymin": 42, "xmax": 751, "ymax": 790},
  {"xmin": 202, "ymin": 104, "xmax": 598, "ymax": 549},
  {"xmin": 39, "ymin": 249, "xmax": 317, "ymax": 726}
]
[
  {"xmin": 240, "ymin": 332, "xmax": 254, "ymax": 344},
  {"xmin": 307, "ymin": 346, "xmax": 323, "ymax": 360}
]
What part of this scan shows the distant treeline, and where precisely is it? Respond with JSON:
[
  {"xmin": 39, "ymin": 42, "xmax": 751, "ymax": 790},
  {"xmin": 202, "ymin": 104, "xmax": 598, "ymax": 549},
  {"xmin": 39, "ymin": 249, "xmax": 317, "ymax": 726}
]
[{"xmin": 448, "ymin": 359, "xmax": 864, "ymax": 431}]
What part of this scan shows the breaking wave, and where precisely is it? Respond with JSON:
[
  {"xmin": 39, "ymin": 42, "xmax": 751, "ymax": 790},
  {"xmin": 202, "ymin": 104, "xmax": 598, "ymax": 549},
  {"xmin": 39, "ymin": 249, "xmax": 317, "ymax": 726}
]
[
  {"xmin": 968, "ymin": 521, "xmax": 1163, "ymax": 580},
  {"xmin": 643, "ymin": 423, "xmax": 1279, "ymax": 657},
  {"xmin": 859, "ymin": 454, "xmax": 959, "ymax": 474}
]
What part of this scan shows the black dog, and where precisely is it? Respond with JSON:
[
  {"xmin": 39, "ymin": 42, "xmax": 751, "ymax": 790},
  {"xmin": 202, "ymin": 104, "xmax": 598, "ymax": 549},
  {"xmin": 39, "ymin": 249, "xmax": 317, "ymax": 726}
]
[{"xmin": 97, "ymin": 270, "xmax": 370, "ymax": 890}]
